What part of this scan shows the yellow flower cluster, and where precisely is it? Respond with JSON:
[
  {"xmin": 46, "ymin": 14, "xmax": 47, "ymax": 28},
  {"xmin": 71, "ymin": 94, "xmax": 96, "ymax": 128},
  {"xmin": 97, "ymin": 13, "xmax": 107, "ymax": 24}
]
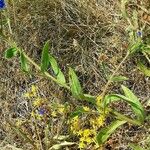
[
  {"xmin": 70, "ymin": 116, "xmax": 80, "ymax": 134},
  {"xmin": 78, "ymin": 129, "xmax": 95, "ymax": 149},
  {"xmin": 69, "ymin": 104, "xmax": 107, "ymax": 149},
  {"xmin": 83, "ymin": 106, "xmax": 90, "ymax": 112},
  {"xmin": 90, "ymin": 115, "xmax": 105, "ymax": 130},
  {"xmin": 24, "ymin": 85, "xmax": 37, "ymax": 98},
  {"xmin": 33, "ymin": 98, "xmax": 46, "ymax": 107},
  {"xmin": 96, "ymin": 95, "xmax": 102, "ymax": 107}
]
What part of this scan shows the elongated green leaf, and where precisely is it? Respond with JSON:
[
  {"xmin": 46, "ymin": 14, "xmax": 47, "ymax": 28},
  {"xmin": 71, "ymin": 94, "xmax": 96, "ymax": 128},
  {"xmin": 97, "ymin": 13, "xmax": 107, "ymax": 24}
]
[
  {"xmin": 20, "ymin": 52, "xmax": 29, "ymax": 72},
  {"xmin": 110, "ymin": 75, "xmax": 128, "ymax": 82},
  {"xmin": 138, "ymin": 62, "xmax": 150, "ymax": 77},
  {"xmin": 69, "ymin": 68, "xmax": 84, "ymax": 99},
  {"xmin": 129, "ymin": 143, "xmax": 144, "ymax": 150},
  {"xmin": 97, "ymin": 120, "xmax": 126, "ymax": 145},
  {"xmin": 102, "ymin": 95, "xmax": 120, "ymax": 109},
  {"xmin": 121, "ymin": 85, "xmax": 145, "ymax": 122},
  {"xmin": 130, "ymin": 42, "xmax": 142, "ymax": 54},
  {"xmin": 41, "ymin": 41, "xmax": 50, "ymax": 72},
  {"xmin": 141, "ymin": 45, "xmax": 150, "ymax": 55},
  {"xmin": 70, "ymin": 107, "xmax": 87, "ymax": 118},
  {"xmin": 83, "ymin": 94, "xmax": 96, "ymax": 104},
  {"xmin": 109, "ymin": 94, "xmax": 144, "ymax": 123},
  {"xmin": 57, "ymin": 69, "xmax": 66, "ymax": 84},
  {"xmin": 49, "ymin": 55, "xmax": 66, "ymax": 84},
  {"xmin": 49, "ymin": 55, "xmax": 59, "ymax": 75},
  {"xmin": 4, "ymin": 48, "xmax": 18, "ymax": 59}
]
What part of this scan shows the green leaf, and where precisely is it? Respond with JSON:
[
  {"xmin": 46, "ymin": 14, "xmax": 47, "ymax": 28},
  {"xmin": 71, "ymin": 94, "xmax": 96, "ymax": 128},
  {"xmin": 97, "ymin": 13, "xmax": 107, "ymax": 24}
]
[
  {"xmin": 138, "ymin": 62, "xmax": 150, "ymax": 77},
  {"xmin": 69, "ymin": 68, "xmax": 84, "ymax": 99},
  {"xmin": 110, "ymin": 75, "xmax": 129, "ymax": 82},
  {"xmin": 20, "ymin": 52, "xmax": 29, "ymax": 72},
  {"xmin": 49, "ymin": 55, "xmax": 59, "ymax": 75},
  {"xmin": 83, "ymin": 94, "xmax": 96, "ymax": 104},
  {"xmin": 41, "ymin": 41, "xmax": 50, "ymax": 72},
  {"xmin": 129, "ymin": 143, "xmax": 144, "ymax": 150},
  {"xmin": 4, "ymin": 48, "xmax": 18, "ymax": 59},
  {"xmin": 141, "ymin": 45, "xmax": 150, "ymax": 55},
  {"xmin": 70, "ymin": 107, "xmax": 86, "ymax": 118},
  {"xmin": 57, "ymin": 69, "xmax": 66, "ymax": 84},
  {"xmin": 49, "ymin": 55, "xmax": 66, "ymax": 84},
  {"xmin": 129, "ymin": 42, "xmax": 142, "ymax": 54},
  {"xmin": 96, "ymin": 120, "xmax": 126, "ymax": 145},
  {"xmin": 109, "ymin": 94, "xmax": 144, "ymax": 123},
  {"xmin": 121, "ymin": 85, "xmax": 145, "ymax": 123},
  {"xmin": 102, "ymin": 85, "xmax": 145, "ymax": 123},
  {"xmin": 102, "ymin": 95, "xmax": 120, "ymax": 109}
]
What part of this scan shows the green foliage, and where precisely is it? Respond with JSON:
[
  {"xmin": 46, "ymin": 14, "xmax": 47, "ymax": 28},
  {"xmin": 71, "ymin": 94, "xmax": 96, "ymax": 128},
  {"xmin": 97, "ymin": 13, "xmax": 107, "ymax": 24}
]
[
  {"xmin": 49, "ymin": 55, "xmax": 66, "ymax": 84},
  {"xmin": 69, "ymin": 67, "xmax": 84, "ymax": 99},
  {"xmin": 110, "ymin": 75, "xmax": 128, "ymax": 82},
  {"xmin": 20, "ymin": 52, "xmax": 29, "ymax": 72},
  {"xmin": 129, "ymin": 41, "xmax": 143, "ymax": 54},
  {"xmin": 129, "ymin": 143, "xmax": 144, "ymax": 150},
  {"xmin": 122, "ymin": 85, "xmax": 145, "ymax": 122},
  {"xmin": 4, "ymin": 47, "xmax": 18, "ymax": 59},
  {"xmin": 49, "ymin": 54, "xmax": 59, "ymax": 75},
  {"xmin": 41, "ymin": 41, "xmax": 50, "ymax": 72},
  {"xmin": 102, "ymin": 85, "xmax": 145, "ymax": 123},
  {"xmin": 96, "ymin": 120, "xmax": 126, "ymax": 145},
  {"xmin": 138, "ymin": 62, "xmax": 150, "ymax": 77}
]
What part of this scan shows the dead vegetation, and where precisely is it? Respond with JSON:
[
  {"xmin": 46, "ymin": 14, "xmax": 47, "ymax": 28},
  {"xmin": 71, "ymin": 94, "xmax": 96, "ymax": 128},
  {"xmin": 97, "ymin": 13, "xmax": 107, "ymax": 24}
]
[{"xmin": 0, "ymin": 0, "xmax": 150, "ymax": 149}]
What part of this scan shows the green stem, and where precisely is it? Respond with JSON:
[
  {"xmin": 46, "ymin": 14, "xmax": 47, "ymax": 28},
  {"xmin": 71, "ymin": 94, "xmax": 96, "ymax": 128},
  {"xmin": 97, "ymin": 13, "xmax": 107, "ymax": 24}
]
[
  {"xmin": 111, "ymin": 109, "xmax": 141, "ymax": 125},
  {"xmin": 100, "ymin": 51, "xmax": 130, "ymax": 99},
  {"xmin": 22, "ymin": 50, "xmax": 70, "ymax": 90},
  {"xmin": 2, "ymin": 37, "xmax": 142, "ymax": 126}
]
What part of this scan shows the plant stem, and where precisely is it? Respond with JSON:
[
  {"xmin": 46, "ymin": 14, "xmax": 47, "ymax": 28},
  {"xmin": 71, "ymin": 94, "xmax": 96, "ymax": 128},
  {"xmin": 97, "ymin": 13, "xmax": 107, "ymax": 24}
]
[
  {"xmin": 22, "ymin": 51, "xmax": 70, "ymax": 90},
  {"xmin": 2, "ymin": 37, "xmax": 142, "ymax": 126},
  {"xmin": 100, "ymin": 51, "xmax": 130, "ymax": 99},
  {"xmin": 111, "ymin": 109, "xmax": 141, "ymax": 125}
]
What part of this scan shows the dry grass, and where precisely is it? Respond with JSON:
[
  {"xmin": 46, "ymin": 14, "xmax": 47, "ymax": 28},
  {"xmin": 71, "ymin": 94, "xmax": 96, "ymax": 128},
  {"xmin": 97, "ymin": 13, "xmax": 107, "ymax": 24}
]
[{"xmin": 0, "ymin": 0, "xmax": 150, "ymax": 149}]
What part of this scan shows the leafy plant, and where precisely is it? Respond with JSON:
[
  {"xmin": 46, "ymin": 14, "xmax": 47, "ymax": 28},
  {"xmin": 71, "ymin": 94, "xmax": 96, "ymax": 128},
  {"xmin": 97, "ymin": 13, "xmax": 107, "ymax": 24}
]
[
  {"xmin": 3, "ymin": 40, "xmax": 146, "ymax": 149},
  {"xmin": 4, "ymin": 47, "xmax": 18, "ymax": 59},
  {"xmin": 96, "ymin": 120, "xmax": 126, "ymax": 145}
]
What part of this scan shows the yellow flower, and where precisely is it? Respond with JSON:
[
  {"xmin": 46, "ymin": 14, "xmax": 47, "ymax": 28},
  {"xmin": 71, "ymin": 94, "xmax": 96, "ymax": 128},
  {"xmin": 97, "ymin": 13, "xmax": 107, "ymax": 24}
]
[
  {"xmin": 51, "ymin": 111, "xmax": 57, "ymax": 117},
  {"xmin": 86, "ymin": 137, "xmax": 93, "ymax": 143},
  {"xmin": 83, "ymin": 129, "xmax": 92, "ymax": 137},
  {"xmin": 57, "ymin": 105, "xmax": 65, "ymax": 114},
  {"xmin": 78, "ymin": 129, "xmax": 95, "ymax": 149},
  {"xmin": 36, "ymin": 114, "xmax": 42, "ymax": 120},
  {"xmin": 31, "ymin": 85, "xmax": 37, "ymax": 95},
  {"xmin": 90, "ymin": 115, "xmax": 105, "ymax": 129},
  {"xmin": 79, "ymin": 141, "xmax": 85, "ymax": 149},
  {"xmin": 77, "ymin": 130, "xmax": 83, "ymax": 136},
  {"xmin": 24, "ymin": 85, "xmax": 37, "ymax": 98},
  {"xmin": 70, "ymin": 116, "xmax": 80, "ymax": 134},
  {"xmin": 33, "ymin": 98, "xmax": 44, "ymax": 107},
  {"xmin": 83, "ymin": 106, "xmax": 90, "ymax": 112},
  {"xmin": 15, "ymin": 119, "xmax": 24, "ymax": 127},
  {"xmin": 96, "ymin": 115, "xmax": 105, "ymax": 128},
  {"xmin": 31, "ymin": 111, "xmax": 35, "ymax": 117},
  {"xmin": 96, "ymin": 95, "xmax": 102, "ymax": 106}
]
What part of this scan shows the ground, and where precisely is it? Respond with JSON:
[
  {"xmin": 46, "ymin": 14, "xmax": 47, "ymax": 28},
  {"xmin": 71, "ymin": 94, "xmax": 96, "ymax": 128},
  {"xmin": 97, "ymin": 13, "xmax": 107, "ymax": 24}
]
[{"xmin": 0, "ymin": 0, "xmax": 150, "ymax": 150}]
